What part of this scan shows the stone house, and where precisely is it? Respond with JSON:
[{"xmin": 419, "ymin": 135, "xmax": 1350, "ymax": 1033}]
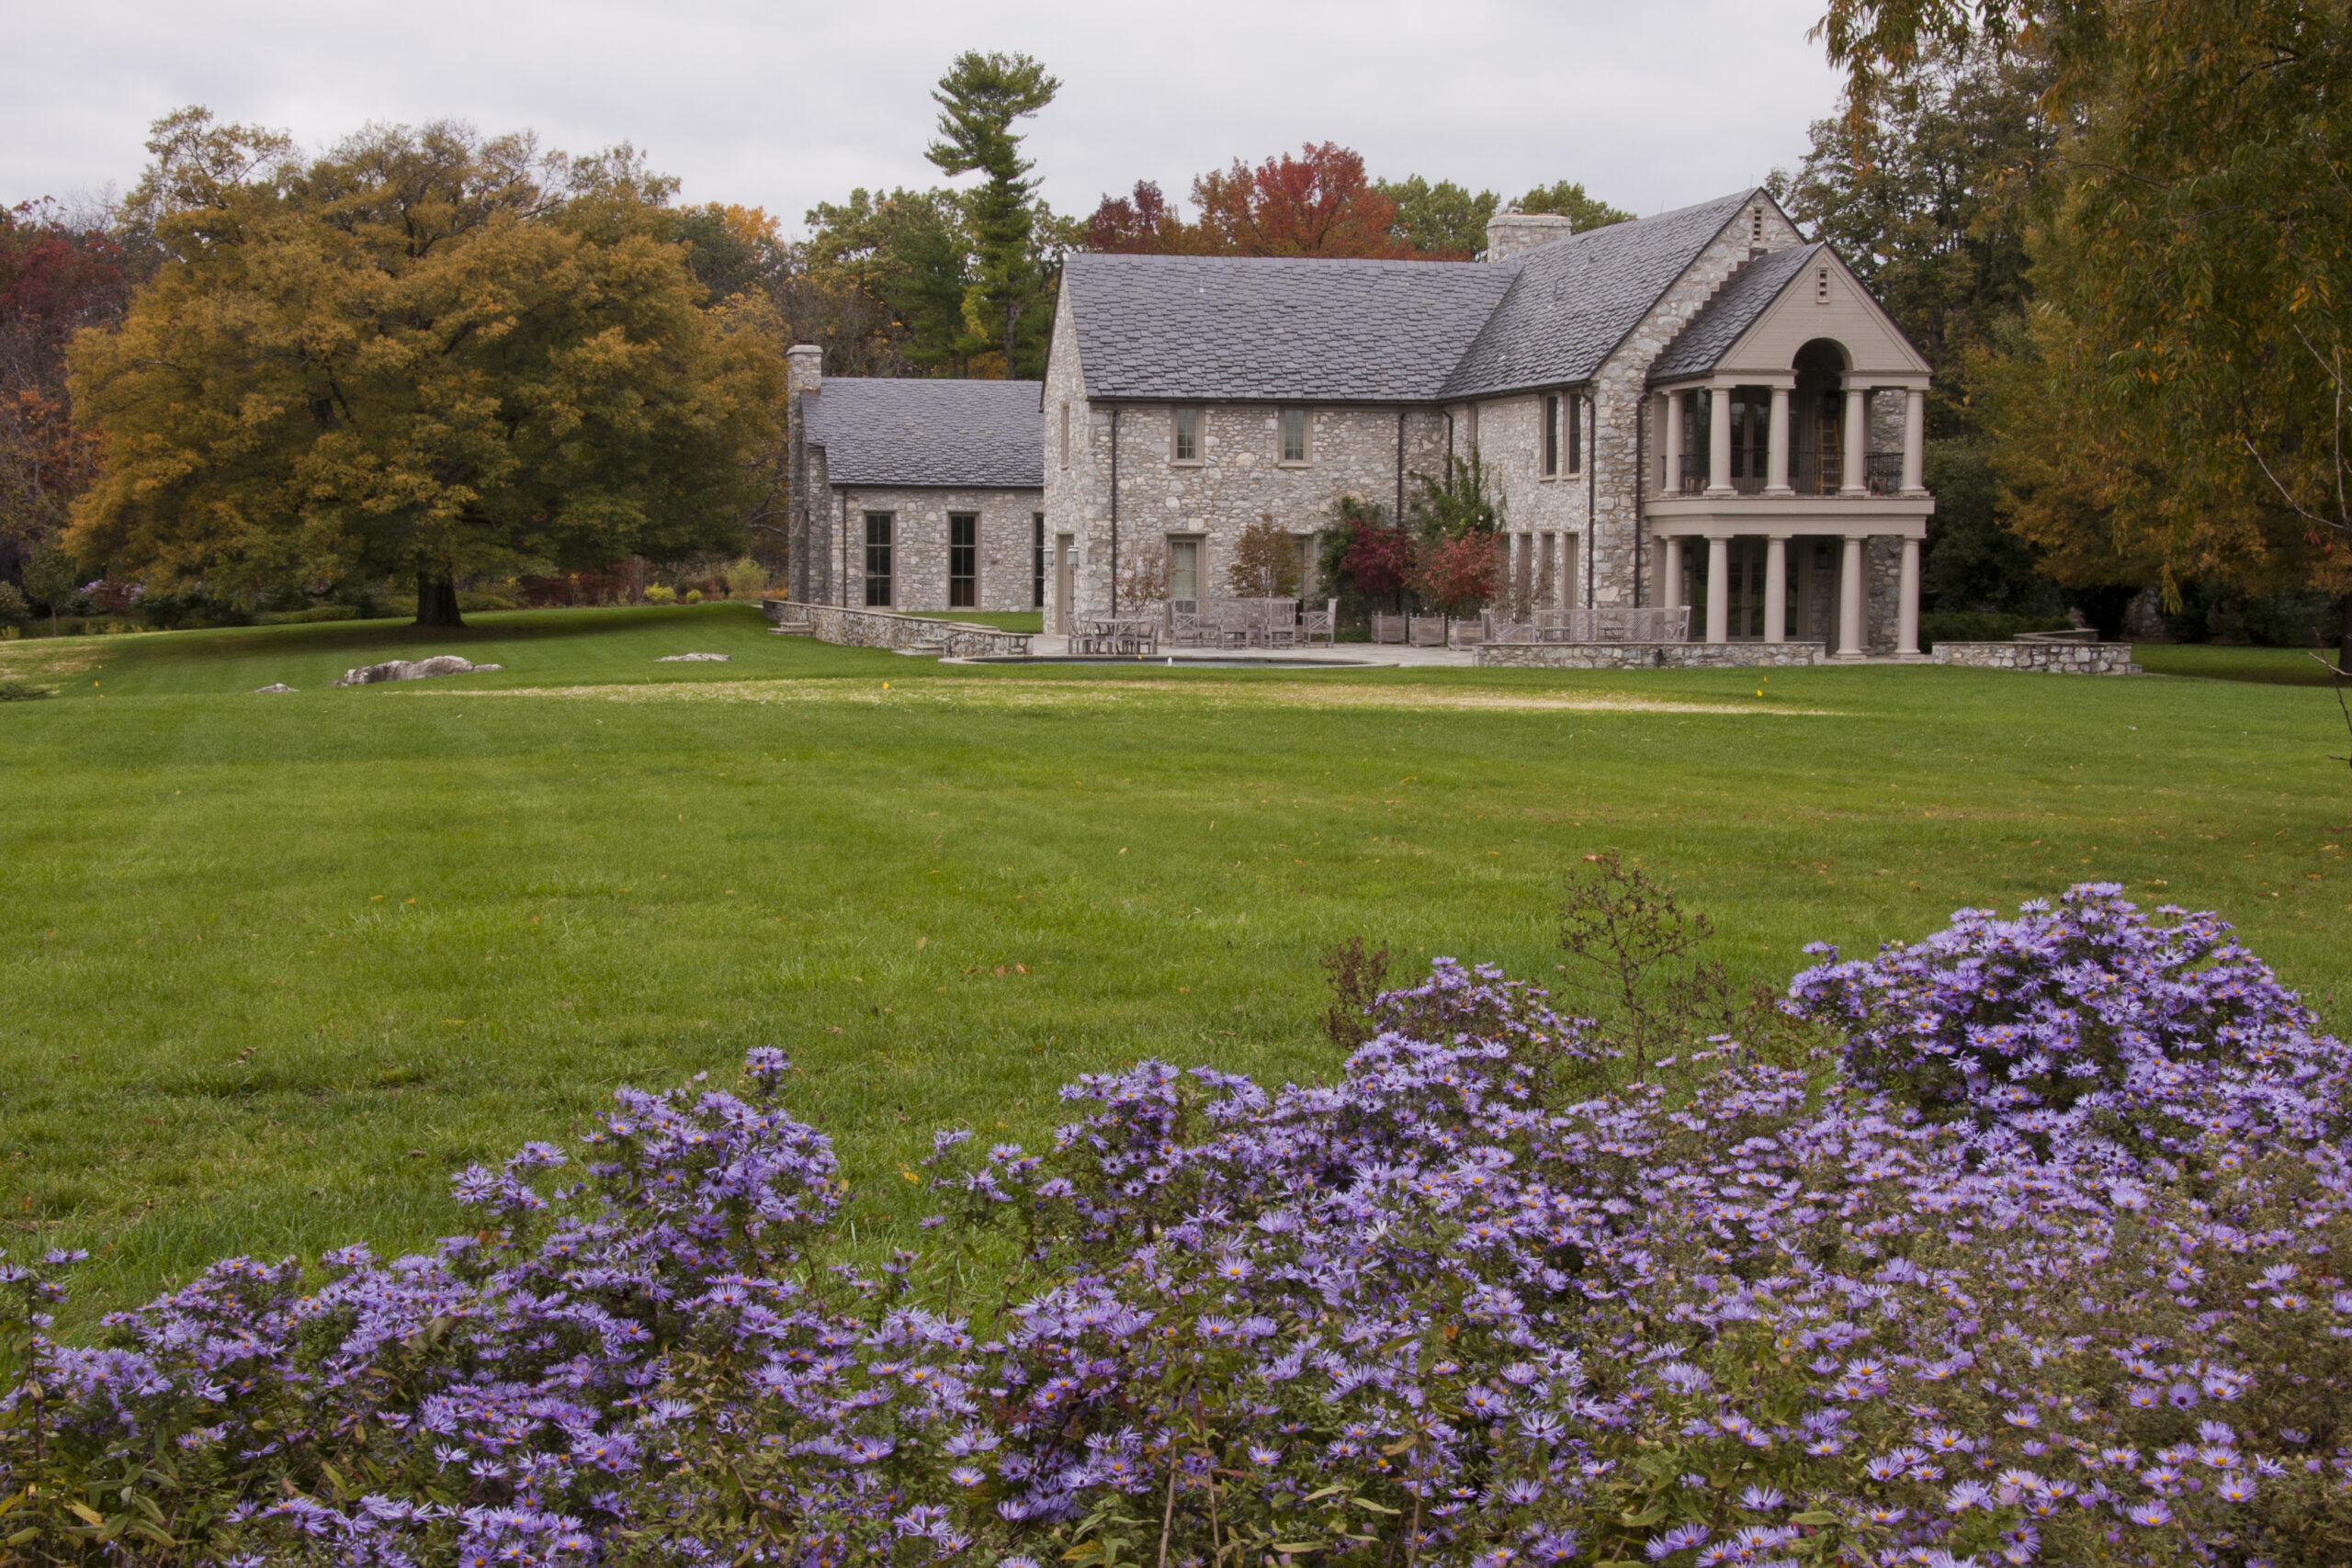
[
  {"xmin": 785, "ymin": 350, "xmax": 1046, "ymax": 615},
  {"xmin": 1042, "ymin": 187, "xmax": 1935, "ymax": 656}
]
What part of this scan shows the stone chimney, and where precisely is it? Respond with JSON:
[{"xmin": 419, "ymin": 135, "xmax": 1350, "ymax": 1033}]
[
  {"xmin": 786, "ymin": 343, "xmax": 823, "ymax": 400},
  {"xmin": 1484, "ymin": 210, "xmax": 1575, "ymax": 263}
]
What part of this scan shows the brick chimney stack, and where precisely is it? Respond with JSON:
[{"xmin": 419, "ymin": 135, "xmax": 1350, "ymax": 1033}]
[{"xmin": 1484, "ymin": 210, "xmax": 1575, "ymax": 263}]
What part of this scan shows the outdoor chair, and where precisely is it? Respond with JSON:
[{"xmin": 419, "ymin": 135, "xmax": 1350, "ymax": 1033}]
[
  {"xmin": 1300, "ymin": 599, "xmax": 1336, "ymax": 648},
  {"xmin": 1167, "ymin": 599, "xmax": 1202, "ymax": 648}
]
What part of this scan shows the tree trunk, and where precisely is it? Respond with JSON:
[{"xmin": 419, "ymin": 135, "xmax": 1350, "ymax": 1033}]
[
  {"xmin": 415, "ymin": 571, "xmax": 465, "ymax": 628},
  {"xmin": 2338, "ymin": 592, "xmax": 2351, "ymax": 676}
]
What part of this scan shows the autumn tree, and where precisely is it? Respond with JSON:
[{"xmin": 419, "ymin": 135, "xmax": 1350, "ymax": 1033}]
[
  {"xmin": 1818, "ymin": 0, "xmax": 2352, "ymax": 663},
  {"xmin": 926, "ymin": 50, "xmax": 1062, "ymax": 377},
  {"xmin": 1770, "ymin": 35, "xmax": 2060, "ymax": 617},
  {"xmin": 0, "ymin": 201, "xmax": 142, "ymax": 591},
  {"xmin": 1191, "ymin": 143, "xmax": 1413, "ymax": 258},
  {"xmin": 66, "ymin": 108, "xmax": 780, "ymax": 627}
]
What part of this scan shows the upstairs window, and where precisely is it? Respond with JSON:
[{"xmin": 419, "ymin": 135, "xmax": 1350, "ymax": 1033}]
[
  {"xmin": 1172, "ymin": 406, "xmax": 1202, "ymax": 463},
  {"xmin": 1751, "ymin": 206, "xmax": 1764, "ymax": 243},
  {"xmin": 949, "ymin": 513, "xmax": 978, "ymax": 608},
  {"xmin": 1280, "ymin": 408, "xmax": 1308, "ymax": 464},
  {"xmin": 1543, "ymin": 393, "xmax": 1583, "ymax": 477},
  {"xmin": 1816, "ymin": 265, "xmax": 1831, "ymax": 303},
  {"xmin": 1059, "ymin": 402, "xmax": 1070, "ymax": 468}
]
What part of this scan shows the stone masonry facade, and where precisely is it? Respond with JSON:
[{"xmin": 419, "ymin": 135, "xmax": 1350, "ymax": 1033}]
[{"xmin": 823, "ymin": 487, "xmax": 1042, "ymax": 615}]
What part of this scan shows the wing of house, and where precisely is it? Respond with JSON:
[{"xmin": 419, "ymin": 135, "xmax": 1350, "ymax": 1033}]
[{"xmin": 784, "ymin": 186, "xmax": 1935, "ymax": 658}]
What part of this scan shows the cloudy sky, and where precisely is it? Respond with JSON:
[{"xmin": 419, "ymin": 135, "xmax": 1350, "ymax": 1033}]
[{"xmin": 7, "ymin": 0, "xmax": 1846, "ymax": 234}]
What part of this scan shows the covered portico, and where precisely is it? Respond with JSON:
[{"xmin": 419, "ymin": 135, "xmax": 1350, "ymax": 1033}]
[{"xmin": 1642, "ymin": 242, "xmax": 1935, "ymax": 659}]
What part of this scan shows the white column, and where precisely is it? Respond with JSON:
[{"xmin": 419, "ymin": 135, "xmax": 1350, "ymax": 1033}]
[
  {"xmin": 1897, "ymin": 536, "xmax": 1922, "ymax": 657},
  {"xmin": 1766, "ymin": 385, "xmax": 1792, "ymax": 495},
  {"xmin": 1902, "ymin": 388, "xmax": 1927, "ymax": 494},
  {"xmin": 1705, "ymin": 536, "xmax": 1731, "ymax": 642},
  {"xmin": 1661, "ymin": 536, "xmax": 1683, "ymax": 610},
  {"xmin": 1707, "ymin": 383, "xmax": 1735, "ymax": 496},
  {"xmin": 1763, "ymin": 534, "xmax": 1789, "ymax": 643},
  {"xmin": 1663, "ymin": 391, "xmax": 1684, "ymax": 493},
  {"xmin": 1840, "ymin": 386, "xmax": 1869, "ymax": 495},
  {"xmin": 1837, "ymin": 535, "xmax": 1865, "ymax": 658}
]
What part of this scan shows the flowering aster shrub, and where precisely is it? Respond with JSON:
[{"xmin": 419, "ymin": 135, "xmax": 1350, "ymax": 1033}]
[{"xmin": 4, "ymin": 888, "xmax": 2351, "ymax": 1566}]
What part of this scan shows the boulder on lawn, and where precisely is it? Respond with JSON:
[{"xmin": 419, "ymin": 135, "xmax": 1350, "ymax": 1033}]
[
  {"xmin": 254, "ymin": 682, "xmax": 298, "ymax": 694},
  {"xmin": 655, "ymin": 652, "xmax": 730, "ymax": 662},
  {"xmin": 332, "ymin": 656, "xmax": 503, "ymax": 687}
]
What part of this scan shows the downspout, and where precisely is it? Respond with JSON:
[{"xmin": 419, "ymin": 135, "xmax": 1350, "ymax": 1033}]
[
  {"xmin": 840, "ymin": 491, "xmax": 849, "ymax": 607},
  {"xmin": 1586, "ymin": 392, "xmax": 1598, "ymax": 610},
  {"xmin": 1109, "ymin": 407, "xmax": 1121, "ymax": 615},
  {"xmin": 1444, "ymin": 409, "xmax": 1455, "ymax": 467}
]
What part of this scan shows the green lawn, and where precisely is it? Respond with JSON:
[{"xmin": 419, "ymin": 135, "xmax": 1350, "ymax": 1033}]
[{"xmin": 4, "ymin": 607, "xmax": 2349, "ymax": 1317}]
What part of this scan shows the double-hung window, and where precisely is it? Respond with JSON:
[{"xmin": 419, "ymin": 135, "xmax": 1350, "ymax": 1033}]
[
  {"xmin": 1280, "ymin": 408, "xmax": 1307, "ymax": 464},
  {"xmin": 864, "ymin": 513, "xmax": 894, "ymax": 607},
  {"xmin": 1172, "ymin": 407, "xmax": 1202, "ymax": 463},
  {"xmin": 1542, "ymin": 395, "xmax": 1562, "ymax": 476},
  {"xmin": 1032, "ymin": 513, "xmax": 1046, "ymax": 608},
  {"xmin": 949, "ymin": 513, "xmax": 978, "ymax": 608}
]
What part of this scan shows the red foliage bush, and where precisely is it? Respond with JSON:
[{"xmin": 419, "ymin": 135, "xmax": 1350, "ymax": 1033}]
[{"xmin": 1413, "ymin": 531, "xmax": 1499, "ymax": 613}]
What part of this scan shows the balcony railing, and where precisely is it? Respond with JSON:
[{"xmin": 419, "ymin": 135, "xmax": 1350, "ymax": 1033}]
[{"xmin": 1672, "ymin": 451, "xmax": 1910, "ymax": 499}]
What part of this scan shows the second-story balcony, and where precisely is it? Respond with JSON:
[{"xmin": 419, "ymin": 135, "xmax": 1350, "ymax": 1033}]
[{"xmin": 1679, "ymin": 450, "xmax": 1905, "ymax": 497}]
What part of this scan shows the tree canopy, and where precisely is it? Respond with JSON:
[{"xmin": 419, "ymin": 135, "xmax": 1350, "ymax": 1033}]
[
  {"xmin": 65, "ymin": 109, "xmax": 781, "ymax": 626},
  {"xmin": 1085, "ymin": 153, "xmax": 1632, "ymax": 260},
  {"xmin": 1815, "ymin": 0, "xmax": 2352, "ymax": 655}
]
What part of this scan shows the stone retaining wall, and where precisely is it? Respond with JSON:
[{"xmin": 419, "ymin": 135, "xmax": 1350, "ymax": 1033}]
[
  {"xmin": 1475, "ymin": 640, "xmax": 1828, "ymax": 670},
  {"xmin": 763, "ymin": 600, "xmax": 1033, "ymax": 659},
  {"xmin": 1932, "ymin": 640, "xmax": 2139, "ymax": 675}
]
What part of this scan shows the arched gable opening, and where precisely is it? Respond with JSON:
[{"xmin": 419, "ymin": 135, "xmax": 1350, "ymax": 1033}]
[{"xmin": 1792, "ymin": 338, "xmax": 1849, "ymax": 495}]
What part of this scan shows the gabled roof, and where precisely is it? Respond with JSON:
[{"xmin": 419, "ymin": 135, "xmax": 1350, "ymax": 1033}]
[
  {"xmin": 1440, "ymin": 190, "xmax": 1759, "ymax": 398},
  {"xmin": 1647, "ymin": 242, "xmax": 1826, "ymax": 382},
  {"xmin": 802, "ymin": 378, "xmax": 1043, "ymax": 490},
  {"xmin": 1061, "ymin": 253, "xmax": 1514, "ymax": 402},
  {"xmin": 1056, "ymin": 190, "xmax": 1762, "ymax": 405}
]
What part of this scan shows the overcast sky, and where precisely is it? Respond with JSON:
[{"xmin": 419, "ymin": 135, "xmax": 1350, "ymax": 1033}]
[{"xmin": 6, "ymin": 0, "xmax": 1846, "ymax": 236}]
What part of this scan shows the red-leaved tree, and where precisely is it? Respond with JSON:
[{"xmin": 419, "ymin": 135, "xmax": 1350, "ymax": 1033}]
[
  {"xmin": 1413, "ymin": 533, "xmax": 1499, "ymax": 615},
  {"xmin": 1083, "ymin": 145, "xmax": 1448, "ymax": 260}
]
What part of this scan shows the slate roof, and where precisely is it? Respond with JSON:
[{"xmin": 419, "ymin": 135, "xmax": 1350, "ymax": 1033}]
[
  {"xmin": 801, "ymin": 378, "xmax": 1044, "ymax": 489},
  {"xmin": 1061, "ymin": 253, "xmax": 1515, "ymax": 402},
  {"xmin": 1441, "ymin": 190, "xmax": 1760, "ymax": 398},
  {"xmin": 1646, "ymin": 241, "xmax": 1825, "ymax": 382},
  {"xmin": 1058, "ymin": 189, "xmax": 1762, "ymax": 404}
]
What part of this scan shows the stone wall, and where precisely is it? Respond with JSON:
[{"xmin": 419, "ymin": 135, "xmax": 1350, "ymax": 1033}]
[
  {"xmin": 1931, "ymin": 640, "xmax": 2140, "ymax": 675},
  {"xmin": 764, "ymin": 600, "xmax": 1034, "ymax": 659},
  {"xmin": 1044, "ymin": 282, "xmax": 1449, "ymax": 626},
  {"xmin": 1476, "ymin": 640, "xmax": 1827, "ymax": 670},
  {"xmin": 1464, "ymin": 392, "xmax": 1589, "ymax": 612},
  {"xmin": 820, "ymin": 486, "xmax": 1043, "ymax": 615}
]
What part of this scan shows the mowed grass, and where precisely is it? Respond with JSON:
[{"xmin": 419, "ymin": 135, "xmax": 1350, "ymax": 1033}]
[{"xmin": 3, "ymin": 603, "xmax": 2349, "ymax": 1318}]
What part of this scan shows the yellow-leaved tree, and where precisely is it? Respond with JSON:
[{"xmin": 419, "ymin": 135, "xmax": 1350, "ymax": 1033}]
[{"xmin": 67, "ymin": 109, "xmax": 782, "ymax": 626}]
